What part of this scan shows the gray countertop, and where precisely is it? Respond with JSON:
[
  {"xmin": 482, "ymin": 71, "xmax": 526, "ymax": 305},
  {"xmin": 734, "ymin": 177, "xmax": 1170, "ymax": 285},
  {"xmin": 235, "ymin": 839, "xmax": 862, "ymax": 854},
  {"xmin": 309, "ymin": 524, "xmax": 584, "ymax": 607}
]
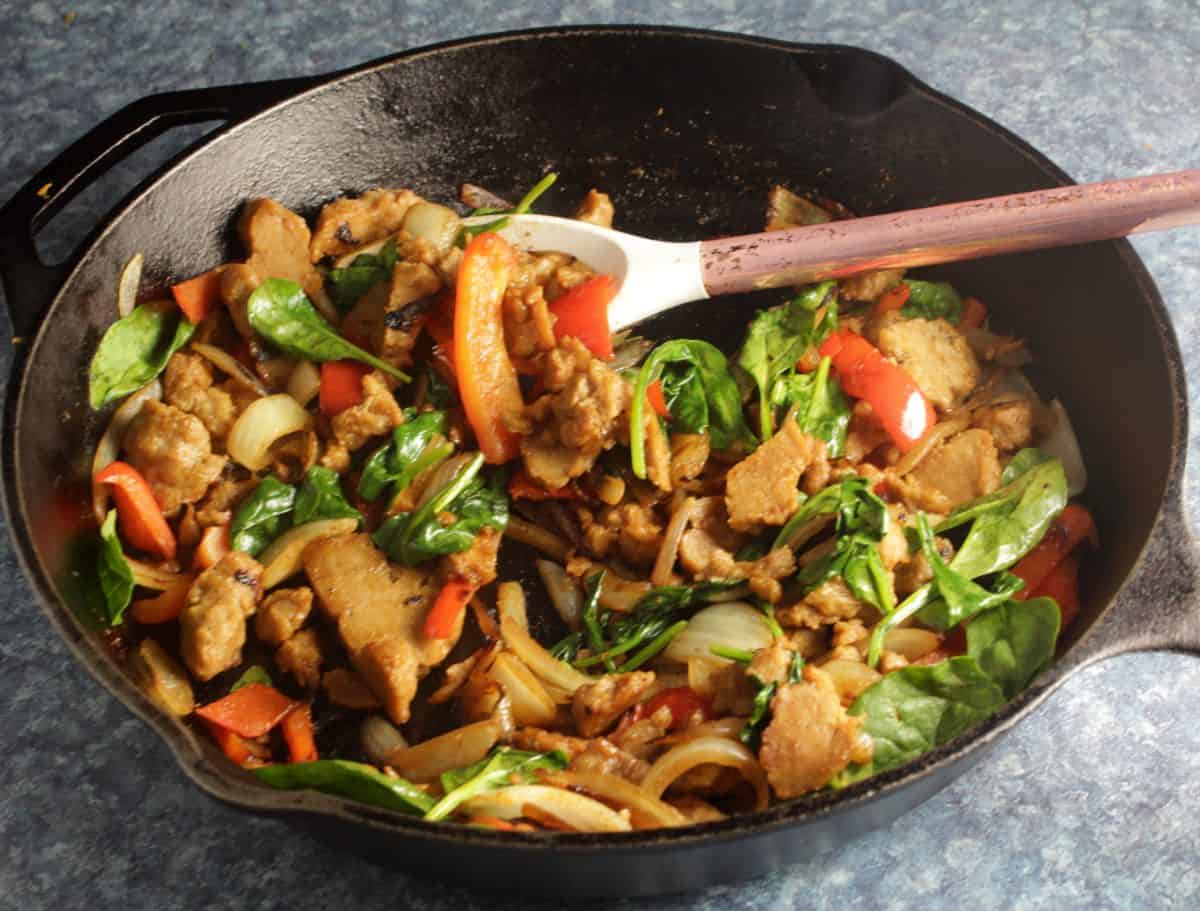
[{"xmin": 2, "ymin": 2, "xmax": 1198, "ymax": 909}]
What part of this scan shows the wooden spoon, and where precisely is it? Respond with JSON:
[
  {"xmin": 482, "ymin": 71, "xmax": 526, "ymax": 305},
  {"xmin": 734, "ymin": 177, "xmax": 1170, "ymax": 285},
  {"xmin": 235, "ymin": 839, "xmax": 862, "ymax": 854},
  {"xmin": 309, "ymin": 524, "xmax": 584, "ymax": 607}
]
[{"xmin": 466, "ymin": 170, "xmax": 1200, "ymax": 330}]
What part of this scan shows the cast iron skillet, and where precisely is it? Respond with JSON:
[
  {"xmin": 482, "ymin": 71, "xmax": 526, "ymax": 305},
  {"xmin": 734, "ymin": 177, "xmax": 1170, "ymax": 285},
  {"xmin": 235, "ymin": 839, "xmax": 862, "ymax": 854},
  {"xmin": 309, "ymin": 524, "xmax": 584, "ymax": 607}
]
[{"xmin": 2, "ymin": 26, "xmax": 1198, "ymax": 898}]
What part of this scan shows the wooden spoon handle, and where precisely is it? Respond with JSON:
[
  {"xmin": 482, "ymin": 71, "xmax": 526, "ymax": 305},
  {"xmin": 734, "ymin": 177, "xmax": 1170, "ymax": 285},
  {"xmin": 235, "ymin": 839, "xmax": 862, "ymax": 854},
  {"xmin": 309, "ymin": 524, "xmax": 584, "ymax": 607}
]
[{"xmin": 700, "ymin": 170, "xmax": 1200, "ymax": 295}]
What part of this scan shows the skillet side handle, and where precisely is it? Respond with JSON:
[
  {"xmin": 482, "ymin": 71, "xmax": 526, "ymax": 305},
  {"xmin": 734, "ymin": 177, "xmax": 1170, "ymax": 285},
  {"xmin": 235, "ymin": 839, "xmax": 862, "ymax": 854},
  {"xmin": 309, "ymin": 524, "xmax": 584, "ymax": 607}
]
[
  {"xmin": 1054, "ymin": 500, "xmax": 1200, "ymax": 678},
  {"xmin": 0, "ymin": 75, "xmax": 323, "ymax": 338}
]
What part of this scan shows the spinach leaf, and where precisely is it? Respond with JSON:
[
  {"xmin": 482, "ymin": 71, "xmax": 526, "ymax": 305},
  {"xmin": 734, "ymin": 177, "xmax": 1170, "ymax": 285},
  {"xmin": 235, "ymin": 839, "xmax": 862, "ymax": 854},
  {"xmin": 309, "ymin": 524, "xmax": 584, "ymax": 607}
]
[
  {"xmin": 796, "ymin": 534, "xmax": 895, "ymax": 614},
  {"xmin": 1001, "ymin": 447, "xmax": 1053, "ymax": 485},
  {"xmin": 326, "ymin": 238, "xmax": 399, "ymax": 312},
  {"xmin": 579, "ymin": 572, "xmax": 614, "ymax": 671},
  {"xmin": 740, "ymin": 651, "xmax": 804, "ymax": 750},
  {"xmin": 372, "ymin": 453, "xmax": 508, "ymax": 566},
  {"xmin": 97, "ymin": 510, "xmax": 134, "ymax": 626},
  {"xmin": 89, "ymin": 301, "xmax": 196, "ymax": 410},
  {"xmin": 231, "ymin": 665, "xmax": 272, "ymax": 692},
  {"xmin": 659, "ymin": 362, "xmax": 710, "ymax": 434},
  {"xmin": 458, "ymin": 173, "xmax": 557, "ymax": 244},
  {"xmin": 247, "ymin": 278, "xmax": 409, "ymax": 382},
  {"xmin": 771, "ymin": 355, "xmax": 851, "ymax": 458},
  {"xmin": 253, "ymin": 760, "xmax": 433, "ymax": 815},
  {"xmin": 631, "ymin": 339, "xmax": 755, "ymax": 478},
  {"xmin": 231, "ymin": 475, "xmax": 297, "ymax": 556},
  {"xmin": 900, "ymin": 279, "xmax": 963, "ymax": 323},
  {"xmin": 950, "ymin": 458, "xmax": 1068, "ymax": 578},
  {"xmin": 736, "ymin": 281, "xmax": 838, "ymax": 440},
  {"xmin": 294, "ymin": 466, "xmax": 362, "ymax": 526},
  {"xmin": 912, "ymin": 513, "xmax": 1025, "ymax": 630},
  {"xmin": 774, "ymin": 476, "xmax": 888, "ymax": 550},
  {"xmin": 936, "ymin": 448, "xmax": 1055, "ymax": 534},
  {"xmin": 358, "ymin": 410, "xmax": 452, "ymax": 502},
  {"xmin": 425, "ymin": 746, "xmax": 569, "ymax": 821},
  {"xmin": 967, "ymin": 597, "xmax": 1060, "ymax": 698}
]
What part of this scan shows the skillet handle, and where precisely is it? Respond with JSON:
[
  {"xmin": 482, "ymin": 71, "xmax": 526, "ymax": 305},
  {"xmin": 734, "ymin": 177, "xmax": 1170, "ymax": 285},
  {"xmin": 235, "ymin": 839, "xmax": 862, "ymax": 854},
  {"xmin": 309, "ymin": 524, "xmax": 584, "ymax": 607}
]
[
  {"xmin": 1053, "ymin": 497, "xmax": 1200, "ymax": 679},
  {"xmin": 0, "ymin": 75, "xmax": 322, "ymax": 338}
]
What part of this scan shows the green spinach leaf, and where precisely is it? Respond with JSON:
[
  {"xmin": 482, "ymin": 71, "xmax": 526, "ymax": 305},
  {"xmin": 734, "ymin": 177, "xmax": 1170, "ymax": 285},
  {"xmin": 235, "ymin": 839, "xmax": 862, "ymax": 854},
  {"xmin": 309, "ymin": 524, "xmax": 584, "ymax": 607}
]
[
  {"xmin": 1001, "ymin": 447, "xmax": 1053, "ymax": 485},
  {"xmin": 231, "ymin": 665, "xmax": 273, "ymax": 692},
  {"xmin": 326, "ymin": 238, "xmax": 399, "ymax": 312},
  {"xmin": 659, "ymin": 362, "xmax": 710, "ymax": 435},
  {"xmin": 771, "ymin": 355, "xmax": 851, "ymax": 458},
  {"xmin": 936, "ymin": 448, "xmax": 1056, "ymax": 534},
  {"xmin": 253, "ymin": 760, "xmax": 433, "ymax": 815},
  {"xmin": 372, "ymin": 453, "xmax": 508, "ymax": 566},
  {"xmin": 900, "ymin": 279, "xmax": 963, "ymax": 323},
  {"xmin": 631, "ymin": 339, "xmax": 755, "ymax": 478},
  {"xmin": 294, "ymin": 466, "xmax": 362, "ymax": 526},
  {"xmin": 97, "ymin": 510, "xmax": 134, "ymax": 626},
  {"xmin": 737, "ymin": 281, "xmax": 838, "ymax": 440},
  {"xmin": 89, "ymin": 301, "xmax": 196, "ymax": 410},
  {"xmin": 967, "ymin": 597, "xmax": 1060, "ymax": 698},
  {"xmin": 425, "ymin": 746, "xmax": 569, "ymax": 821},
  {"xmin": 247, "ymin": 278, "xmax": 409, "ymax": 382},
  {"xmin": 358, "ymin": 410, "xmax": 452, "ymax": 502},
  {"xmin": 913, "ymin": 513, "xmax": 1025, "ymax": 630},
  {"xmin": 231, "ymin": 475, "xmax": 297, "ymax": 556}
]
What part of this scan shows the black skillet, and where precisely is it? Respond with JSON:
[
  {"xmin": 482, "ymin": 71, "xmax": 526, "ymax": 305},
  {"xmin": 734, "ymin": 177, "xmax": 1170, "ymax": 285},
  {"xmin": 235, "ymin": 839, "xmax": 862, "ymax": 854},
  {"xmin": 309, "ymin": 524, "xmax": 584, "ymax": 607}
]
[{"xmin": 2, "ymin": 27, "xmax": 1198, "ymax": 899}]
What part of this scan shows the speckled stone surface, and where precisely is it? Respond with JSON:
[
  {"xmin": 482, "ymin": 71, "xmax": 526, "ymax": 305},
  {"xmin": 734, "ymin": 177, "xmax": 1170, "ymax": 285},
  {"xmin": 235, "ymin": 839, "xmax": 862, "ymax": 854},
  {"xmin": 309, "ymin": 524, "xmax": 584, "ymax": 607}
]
[{"xmin": 2, "ymin": 2, "xmax": 1199, "ymax": 909}]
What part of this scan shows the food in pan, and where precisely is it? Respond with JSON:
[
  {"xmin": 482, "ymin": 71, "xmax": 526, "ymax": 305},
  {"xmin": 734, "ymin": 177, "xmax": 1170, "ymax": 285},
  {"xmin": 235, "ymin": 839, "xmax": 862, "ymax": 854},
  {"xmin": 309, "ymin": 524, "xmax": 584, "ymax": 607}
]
[{"xmin": 85, "ymin": 176, "xmax": 1095, "ymax": 831}]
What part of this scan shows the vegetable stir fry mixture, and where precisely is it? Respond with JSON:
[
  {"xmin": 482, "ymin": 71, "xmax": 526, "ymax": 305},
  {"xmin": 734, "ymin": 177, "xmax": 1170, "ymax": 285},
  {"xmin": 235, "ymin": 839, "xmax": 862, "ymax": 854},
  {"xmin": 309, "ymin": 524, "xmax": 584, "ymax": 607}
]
[{"xmin": 85, "ymin": 178, "xmax": 1095, "ymax": 832}]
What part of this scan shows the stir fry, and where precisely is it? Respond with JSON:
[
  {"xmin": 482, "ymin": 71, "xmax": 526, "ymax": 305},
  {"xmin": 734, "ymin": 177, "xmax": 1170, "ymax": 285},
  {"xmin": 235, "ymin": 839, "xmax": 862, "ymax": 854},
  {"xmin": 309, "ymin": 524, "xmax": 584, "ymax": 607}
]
[{"xmin": 84, "ymin": 178, "xmax": 1096, "ymax": 832}]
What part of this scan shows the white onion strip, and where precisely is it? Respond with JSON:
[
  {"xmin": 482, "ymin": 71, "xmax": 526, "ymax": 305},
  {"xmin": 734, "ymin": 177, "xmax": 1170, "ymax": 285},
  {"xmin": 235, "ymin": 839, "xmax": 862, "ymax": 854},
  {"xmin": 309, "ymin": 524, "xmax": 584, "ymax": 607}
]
[
  {"xmin": 117, "ymin": 253, "xmax": 143, "ymax": 317},
  {"xmin": 652, "ymin": 496, "xmax": 694, "ymax": 586},
  {"xmin": 504, "ymin": 517, "xmax": 568, "ymax": 562},
  {"xmin": 259, "ymin": 518, "xmax": 359, "ymax": 589},
  {"xmin": 191, "ymin": 342, "xmax": 269, "ymax": 397},
  {"xmin": 536, "ymin": 560, "xmax": 582, "ymax": 630},
  {"xmin": 91, "ymin": 379, "xmax": 161, "ymax": 523},
  {"xmin": 383, "ymin": 718, "xmax": 501, "ymax": 783},
  {"xmin": 640, "ymin": 736, "xmax": 770, "ymax": 811},
  {"xmin": 497, "ymin": 582, "xmax": 591, "ymax": 694},
  {"xmin": 286, "ymin": 359, "xmax": 321, "ymax": 407},
  {"xmin": 127, "ymin": 559, "xmax": 186, "ymax": 591},
  {"xmin": 893, "ymin": 415, "xmax": 970, "ymax": 477},
  {"xmin": 461, "ymin": 785, "xmax": 632, "ymax": 833},
  {"xmin": 488, "ymin": 652, "xmax": 557, "ymax": 726},
  {"xmin": 545, "ymin": 771, "xmax": 687, "ymax": 829},
  {"xmin": 226, "ymin": 394, "xmax": 314, "ymax": 470}
]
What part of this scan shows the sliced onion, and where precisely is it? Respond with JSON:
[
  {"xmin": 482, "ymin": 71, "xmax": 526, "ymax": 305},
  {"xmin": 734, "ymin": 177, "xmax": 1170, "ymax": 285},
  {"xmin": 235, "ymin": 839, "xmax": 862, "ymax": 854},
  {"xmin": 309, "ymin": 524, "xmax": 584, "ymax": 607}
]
[
  {"xmin": 1041, "ymin": 399, "xmax": 1088, "ymax": 496},
  {"xmin": 259, "ymin": 518, "xmax": 358, "ymax": 590},
  {"xmin": 657, "ymin": 717, "xmax": 746, "ymax": 747},
  {"xmin": 461, "ymin": 785, "xmax": 632, "ymax": 833},
  {"xmin": 818, "ymin": 659, "xmax": 881, "ymax": 705},
  {"xmin": 876, "ymin": 627, "xmax": 941, "ymax": 662},
  {"xmin": 192, "ymin": 342, "xmax": 269, "ymax": 397},
  {"xmin": 383, "ymin": 718, "xmax": 501, "ymax": 783},
  {"xmin": 893, "ymin": 415, "xmax": 971, "ymax": 477},
  {"xmin": 640, "ymin": 736, "xmax": 769, "ymax": 811},
  {"xmin": 333, "ymin": 237, "xmax": 390, "ymax": 269},
  {"xmin": 488, "ymin": 652, "xmax": 557, "ymax": 726},
  {"xmin": 543, "ymin": 771, "xmax": 686, "ymax": 829},
  {"xmin": 536, "ymin": 560, "xmax": 582, "ymax": 630},
  {"xmin": 416, "ymin": 453, "xmax": 476, "ymax": 510},
  {"xmin": 652, "ymin": 496, "xmax": 694, "ymax": 586},
  {"xmin": 91, "ymin": 379, "xmax": 162, "ymax": 523},
  {"xmin": 663, "ymin": 603, "xmax": 774, "ymax": 665},
  {"xmin": 402, "ymin": 201, "xmax": 461, "ymax": 256},
  {"xmin": 497, "ymin": 582, "xmax": 591, "ymax": 694},
  {"xmin": 117, "ymin": 253, "xmax": 143, "ymax": 317},
  {"xmin": 127, "ymin": 638, "xmax": 194, "ymax": 716},
  {"xmin": 128, "ymin": 559, "xmax": 186, "ymax": 591},
  {"xmin": 286, "ymin": 360, "xmax": 322, "ymax": 407},
  {"xmin": 460, "ymin": 183, "xmax": 512, "ymax": 210},
  {"xmin": 227, "ymin": 394, "xmax": 314, "ymax": 470},
  {"xmin": 504, "ymin": 516, "xmax": 568, "ymax": 562},
  {"xmin": 361, "ymin": 714, "xmax": 408, "ymax": 765},
  {"xmin": 596, "ymin": 570, "xmax": 652, "ymax": 613}
]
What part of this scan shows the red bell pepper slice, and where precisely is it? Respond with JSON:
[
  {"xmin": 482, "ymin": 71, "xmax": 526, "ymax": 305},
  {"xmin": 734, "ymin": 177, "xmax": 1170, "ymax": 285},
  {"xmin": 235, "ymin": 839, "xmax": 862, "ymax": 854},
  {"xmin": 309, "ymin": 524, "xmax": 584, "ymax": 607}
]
[
  {"xmin": 319, "ymin": 361, "xmax": 370, "ymax": 416},
  {"xmin": 281, "ymin": 703, "xmax": 319, "ymax": 763},
  {"xmin": 959, "ymin": 296, "xmax": 987, "ymax": 330},
  {"xmin": 171, "ymin": 268, "xmax": 224, "ymax": 324},
  {"xmin": 1029, "ymin": 552, "xmax": 1082, "ymax": 630},
  {"xmin": 454, "ymin": 233, "xmax": 523, "ymax": 463},
  {"xmin": 818, "ymin": 328, "xmax": 935, "ymax": 452},
  {"xmin": 93, "ymin": 461, "xmax": 177, "ymax": 560},
  {"xmin": 641, "ymin": 686, "xmax": 713, "ymax": 731},
  {"xmin": 194, "ymin": 683, "xmax": 297, "ymax": 739},
  {"xmin": 548, "ymin": 274, "xmax": 616, "ymax": 360},
  {"xmin": 425, "ymin": 579, "xmax": 476, "ymax": 640},
  {"xmin": 645, "ymin": 379, "xmax": 670, "ymax": 419},
  {"xmin": 203, "ymin": 719, "xmax": 270, "ymax": 768},
  {"xmin": 1012, "ymin": 504, "xmax": 1096, "ymax": 599}
]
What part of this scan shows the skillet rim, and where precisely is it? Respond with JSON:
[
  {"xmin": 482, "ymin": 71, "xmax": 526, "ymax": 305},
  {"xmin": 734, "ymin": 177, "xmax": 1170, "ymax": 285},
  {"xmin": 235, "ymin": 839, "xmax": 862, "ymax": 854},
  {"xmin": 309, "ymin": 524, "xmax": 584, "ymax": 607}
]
[{"xmin": 0, "ymin": 24, "xmax": 1188, "ymax": 851}]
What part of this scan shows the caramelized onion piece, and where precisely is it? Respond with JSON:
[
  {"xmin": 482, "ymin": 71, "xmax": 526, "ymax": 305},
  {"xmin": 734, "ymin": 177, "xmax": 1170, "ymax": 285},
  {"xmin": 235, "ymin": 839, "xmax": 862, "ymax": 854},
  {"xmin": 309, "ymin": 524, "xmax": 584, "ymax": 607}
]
[
  {"xmin": 227, "ymin": 394, "xmax": 314, "ymax": 471},
  {"xmin": 461, "ymin": 785, "xmax": 632, "ymax": 833},
  {"xmin": 544, "ymin": 771, "xmax": 687, "ymax": 829},
  {"xmin": 91, "ymin": 379, "xmax": 162, "ymax": 523},
  {"xmin": 497, "ymin": 582, "xmax": 591, "ymax": 694},
  {"xmin": 383, "ymin": 718, "xmax": 502, "ymax": 783},
  {"xmin": 191, "ymin": 342, "xmax": 269, "ymax": 397},
  {"xmin": 640, "ymin": 736, "xmax": 770, "ymax": 811},
  {"xmin": 258, "ymin": 518, "xmax": 359, "ymax": 590}
]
